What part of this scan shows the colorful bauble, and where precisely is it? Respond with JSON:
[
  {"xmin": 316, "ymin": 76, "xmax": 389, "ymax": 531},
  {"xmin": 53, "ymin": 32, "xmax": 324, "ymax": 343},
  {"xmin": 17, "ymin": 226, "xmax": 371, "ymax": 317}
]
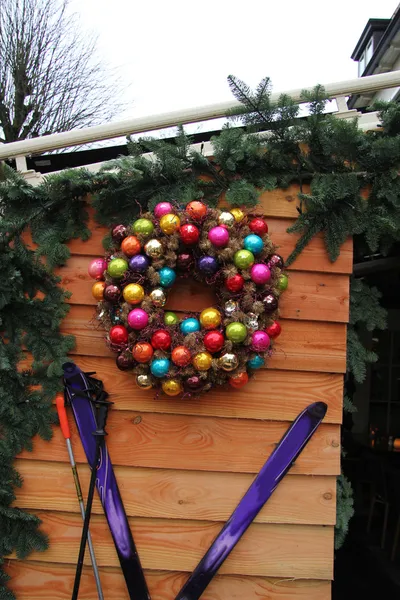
[
  {"xmin": 128, "ymin": 308, "xmax": 149, "ymax": 330},
  {"xmin": 162, "ymin": 379, "xmax": 183, "ymax": 396},
  {"xmin": 88, "ymin": 258, "xmax": 107, "ymax": 280},
  {"xmin": 151, "ymin": 358, "xmax": 170, "ymax": 378},
  {"xmin": 133, "ymin": 218, "xmax": 154, "ymax": 236},
  {"xmin": 249, "ymin": 218, "xmax": 268, "ymax": 235},
  {"xmin": 208, "ymin": 226, "xmax": 229, "ymax": 248},
  {"xmin": 171, "ymin": 346, "xmax": 191, "ymax": 366},
  {"xmin": 132, "ymin": 342, "xmax": 153, "ymax": 363},
  {"xmin": 226, "ymin": 322, "xmax": 247, "ymax": 343},
  {"xmin": 180, "ymin": 318, "xmax": 200, "ymax": 335},
  {"xmin": 234, "ymin": 250, "xmax": 255, "ymax": 269},
  {"xmin": 250, "ymin": 263, "xmax": 271, "ymax": 285},
  {"xmin": 159, "ymin": 267, "xmax": 176, "ymax": 288},
  {"xmin": 193, "ymin": 352, "xmax": 213, "ymax": 371},
  {"xmin": 123, "ymin": 283, "xmax": 145, "ymax": 305},
  {"xmin": 200, "ymin": 307, "xmax": 221, "ymax": 330},
  {"xmin": 121, "ymin": 236, "xmax": 141, "ymax": 257},
  {"xmin": 92, "ymin": 281, "xmax": 106, "ymax": 300},
  {"xmin": 94, "ymin": 205, "xmax": 287, "ymax": 398},
  {"xmin": 151, "ymin": 329, "xmax": 172, "ymax": 350},
  {"xmin": 277, "ymin": 273, "xmax": 289, "ymax": 291},
  {"xmin": 180, "ymin": 224, "xmax": 200, "ymax": 245},
  {"xmin": 109, "ymin": 325, "xmax": 128, "ymax": 345},
  {"xmin": 160, "ymin": 213, "xmax": 180, "ymax": 234}
]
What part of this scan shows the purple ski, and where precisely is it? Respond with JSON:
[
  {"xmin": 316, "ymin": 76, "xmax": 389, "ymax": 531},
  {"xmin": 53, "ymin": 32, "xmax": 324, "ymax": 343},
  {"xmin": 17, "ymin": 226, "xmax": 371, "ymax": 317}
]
[{"xmin": 174, "ymin": 401, "xmax": 327, "ymax": 600}]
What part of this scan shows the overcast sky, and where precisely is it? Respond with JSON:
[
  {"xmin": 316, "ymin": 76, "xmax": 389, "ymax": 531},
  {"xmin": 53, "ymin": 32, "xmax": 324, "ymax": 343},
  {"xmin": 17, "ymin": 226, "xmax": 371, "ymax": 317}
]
[{"xmin": 69, "ymin": 0, "xmax": 399, "ymax": 125}]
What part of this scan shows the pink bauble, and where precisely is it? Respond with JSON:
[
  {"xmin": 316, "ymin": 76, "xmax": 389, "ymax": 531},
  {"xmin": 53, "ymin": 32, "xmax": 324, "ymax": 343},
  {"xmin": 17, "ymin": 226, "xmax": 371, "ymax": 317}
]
[
  {"xmin": 154, "ymin": 202, "xmax": 173, "ymax": 219},
  {"xmin": 208, "ymin": 226, "xmax": 229, "ymax": 248},
  {"xmin": 251, "ymin": 330, "xmax": 270, "ymax": 352},
  {"xmin": 250, "ymin": 263, "xmax": 271, "ymax": 285},
  {"xmin": 88, "ymin": 258, "xmax": 107, "ymax": 280},
  {"xmin": 127, "ymin": 308, "xmax": 149, "ymax": 330}
]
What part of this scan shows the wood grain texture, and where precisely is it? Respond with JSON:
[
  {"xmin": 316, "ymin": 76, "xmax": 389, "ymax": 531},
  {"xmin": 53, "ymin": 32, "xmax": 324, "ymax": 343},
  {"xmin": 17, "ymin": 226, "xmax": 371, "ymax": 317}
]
[
  {"xmin": 61, "ymin": 304, "xmax": 347, "ymax": 373},
  {"xmin": 57, "ymin": 258, "xmax": 349, "ymax": 323},
  {"xmin": 10, "ymin": 511, "xmax": 334, "ymax": 579},
  {"xmin": 6, "ymin": 561, "xmax": 332, "ymax": 600},
  {"xmin": 14, "ymin": 459, "xmax": 337, "ymax": 525},
  {"xmin": 18, "ymin": 414, "xmax": 341, "ymax": 475}
]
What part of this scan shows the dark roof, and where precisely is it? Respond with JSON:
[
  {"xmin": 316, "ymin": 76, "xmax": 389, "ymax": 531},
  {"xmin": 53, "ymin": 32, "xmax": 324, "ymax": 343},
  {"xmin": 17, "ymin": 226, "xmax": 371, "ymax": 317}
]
[
  {"xmin": 351, "ymin": 18, "xmax": 391, "ymax": 61},
  {"xmin": 359, "ymin": 5, "xmax": 400, "ymax": 77}
]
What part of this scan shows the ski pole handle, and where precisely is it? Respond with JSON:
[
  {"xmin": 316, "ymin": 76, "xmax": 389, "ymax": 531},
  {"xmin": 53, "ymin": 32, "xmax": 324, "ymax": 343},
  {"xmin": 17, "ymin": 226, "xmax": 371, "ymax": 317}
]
[{"xmin": 56, "ymin": 393, "xmax": 71, "ymax": 439}]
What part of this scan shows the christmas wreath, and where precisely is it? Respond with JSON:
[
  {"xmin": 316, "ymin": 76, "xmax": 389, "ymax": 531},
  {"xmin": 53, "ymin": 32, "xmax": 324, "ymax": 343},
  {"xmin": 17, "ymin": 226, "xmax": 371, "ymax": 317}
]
[{"xmin": 88, "ymin": 201, "xmax": 288, "ymax": 396}]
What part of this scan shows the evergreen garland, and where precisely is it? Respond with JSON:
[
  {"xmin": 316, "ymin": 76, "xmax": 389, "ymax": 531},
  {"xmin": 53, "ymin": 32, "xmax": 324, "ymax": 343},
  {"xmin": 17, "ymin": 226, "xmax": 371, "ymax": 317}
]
[{"xmin": 1, "ymin": 77, "xmax": 399, "ymax": 596}]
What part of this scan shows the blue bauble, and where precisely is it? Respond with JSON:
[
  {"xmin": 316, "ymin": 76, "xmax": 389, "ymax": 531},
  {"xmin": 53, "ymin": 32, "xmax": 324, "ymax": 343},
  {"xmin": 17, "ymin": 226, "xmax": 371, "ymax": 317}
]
[
  {"xmin": 159, "ymin": 266, "xmax": 176, "ymax": 288},
  {"xmin": 150, "ymin": 357, "xmax": 170, "ymax": 378},
  {"xmin": 198, "ymin": 255, "xmax": 219, "ymax": 276},
  {"xmin": 244, "ymin": 234, "xmax": 264, "ymax": 255},
  {"xmin": 129, "ymin": 254, "xmax": 150, "ymax": 273},
  {"xmin": 180, "ymin": 318, "xmax": 200, "ymax": 335},
  {"xmin": 247, "ymin": 354, "xmax": 265, "ymax": 369}
]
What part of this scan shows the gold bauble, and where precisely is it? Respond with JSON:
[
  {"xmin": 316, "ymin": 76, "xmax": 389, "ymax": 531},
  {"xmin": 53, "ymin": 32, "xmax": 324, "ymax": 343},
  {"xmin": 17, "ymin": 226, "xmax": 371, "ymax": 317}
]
[
  {"xmin": 219, "ymin": 352, "xmax": 239, "ymax": 371},
  {"xmin": 123, "ymin": 283, "xmax": 145, "ymax": 305},
  {"xmin": 199, "ymin": 307, "xmax": 221, "ymax": 330},
  {"xmin": 150, "ymin": 288, "xmax": 167, "ymax": 307},
  {"xmin": 91, "ymin": 281, "xmax": 106, "ymax": 300},
  {"xmin": 160, "ymin": 213, "xmax": 180, "ymax": 234},
  {"xmin": 136, "ymin": 374, "xmax": 153, "ymax": 390},
  {"xmin": 162, "ymin": 378, "xmax": 183, "ymax": 396},
  {"xmin": 144, "ymin": 238, "xmax": 163, "ymax": 258},
  {"xmin": 193, "ymin": 351, "xmax": 213, "ymax": 371},
  {"xmin": 230, "ymin": 208, "xmax": 245, "ymax": 223},
  {"xmin": 218, "ymin": 211, "xmax": 236, "ymax": 228}
]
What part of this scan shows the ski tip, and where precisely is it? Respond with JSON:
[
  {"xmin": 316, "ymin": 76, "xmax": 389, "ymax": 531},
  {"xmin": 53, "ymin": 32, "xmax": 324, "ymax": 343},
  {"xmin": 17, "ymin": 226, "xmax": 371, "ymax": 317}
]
[
  {"xmin": 62, "ymin": 361, "xmax": 77, "ymax": 376},
  {"xmin": 306, "ymin": 402, "xmax": 328, "ymax": 420}
]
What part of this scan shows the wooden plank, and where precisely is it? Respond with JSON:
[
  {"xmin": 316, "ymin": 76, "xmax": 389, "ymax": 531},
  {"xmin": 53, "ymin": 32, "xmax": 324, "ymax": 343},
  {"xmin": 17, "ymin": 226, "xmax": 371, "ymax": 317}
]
[
  {"xmin": 57, "ymin": 258, "xmax": 349, "ymax": 323},
  {"xmin": 14, "ymin": 460, "xmax": 337, "ymax": 525},
  {"xmin": 61, "ymin": 304, "xmax": 347, "ymax": 373},
  {"xmin": 6, "ymin": 560, "xmax": 332, "ymax": 600},
  {"xmin": 18, "ymin": 414, "xmax": 340, "ymax": 475},
  {"xmin": 10, "ymin": 511, "xmax": 334, "ymax": 579}
]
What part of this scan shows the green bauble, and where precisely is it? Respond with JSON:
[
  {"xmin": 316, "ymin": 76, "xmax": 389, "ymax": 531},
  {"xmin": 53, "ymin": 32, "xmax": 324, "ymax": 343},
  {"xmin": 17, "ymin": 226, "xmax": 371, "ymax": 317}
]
[
  {"xmin": 277, "ymin": 273, "xmax": 288, "ymax": 291},
  {"xmin": 107, "ymin": 258, "xmax": 128, "ymax": 279},
  {"xmin": 132, "ymin": 218, "xmax": 154, "ymax": 236},
  {"xmin": 234, "ymin": 249, "xmax": 255, "ymax": 269},
  {"xmin": 164, "ymin": 311, "xmax": 179, "ymax": 326},
  {"xmin": 226, "ymin": 321, "xmax": 247, "ymax": 343}
]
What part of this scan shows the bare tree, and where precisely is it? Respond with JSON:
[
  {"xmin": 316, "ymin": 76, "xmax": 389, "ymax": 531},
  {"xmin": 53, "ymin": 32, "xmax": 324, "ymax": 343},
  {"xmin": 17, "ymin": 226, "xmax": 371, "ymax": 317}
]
[{"xmin": 0, "ymin": 0, "xmax": 124, "ymax": 142}]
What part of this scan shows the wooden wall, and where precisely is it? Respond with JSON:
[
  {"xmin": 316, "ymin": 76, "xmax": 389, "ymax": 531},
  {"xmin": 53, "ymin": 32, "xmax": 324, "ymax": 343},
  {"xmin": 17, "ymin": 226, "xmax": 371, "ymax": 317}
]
[{"xmin": 7, "ymin": 186, "xmax": 351, "ymax": 599}]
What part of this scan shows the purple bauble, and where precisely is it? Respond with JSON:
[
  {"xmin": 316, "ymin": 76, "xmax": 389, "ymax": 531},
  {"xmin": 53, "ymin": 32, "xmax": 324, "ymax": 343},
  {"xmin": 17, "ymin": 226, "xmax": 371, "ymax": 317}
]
[
  {"xmin": 111, "ymin": 224, "xmax": 128, "ymax": 243},
  {"xmin": 88, "ymin": 258, "xmax": 107, "ymax": 280},
  {"xmin": 251, "ymin": 330, "xmax": 270, "ymax": 352},
  {"xmin": 262, "ymin": 293, "xmax": 278, "ymax": 311},
  {"xmin": 250, "ymin": 263, "xmax": 271, "ymax": 285},
  {"xmin": 177, "ymin": 252, "xmax": 194, "ymax": 271},
  {"xmin": 268, "ymin": 254, "xmax": 284, "ymax": 270},
  {"xmin": 198, "ymin": 255, "xmax": 219, "ymax": 276},
  {"xmin": 184, "ymin": 375, "xmax": 204, "ymax": 392},
  {"xmin": 116, "ymin": 353, "xmax": 134, "ymax": 371},
  {"xmin": 127, "ymin": 308, "xmax": 149, "ymax": 330},
  {"xmin": 104, "ymin": 284, "xmax": 120, "ymax": 303},
  {"xmin": 154, "ymin": 202, "xmax": 173, "ymax": 219},
  {"xmin": 208, "ymin": 226, "xmax": 229, "ymax": 248},
  {"xmin": 129, "ymin": 254, "xmax": 150, "ymax": 273}
]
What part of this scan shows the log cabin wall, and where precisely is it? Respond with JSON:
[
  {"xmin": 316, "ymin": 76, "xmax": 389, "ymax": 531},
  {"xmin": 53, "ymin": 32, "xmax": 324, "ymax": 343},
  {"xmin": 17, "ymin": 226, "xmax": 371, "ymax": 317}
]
[{"xmin": 7, "ymin": 185, "xmax": 351, "ymax": 599}]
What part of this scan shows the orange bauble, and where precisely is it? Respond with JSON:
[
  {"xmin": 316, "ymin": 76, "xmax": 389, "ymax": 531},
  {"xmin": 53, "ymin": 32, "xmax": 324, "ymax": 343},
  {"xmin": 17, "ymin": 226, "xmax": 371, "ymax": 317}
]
[
  {"xmin": 171, "ymin": 345, "xmax": 191, "ymax": 367},
  {"xmin": 92, "ymin": 281, "xmax": 106, "ymax": 300},
  {"xmin": 132, "ymin": 342, "xmax": 154, "ymax": 363},
  {"xmin": 121, "ymin": 235, "xmax": 141, "ymax": 257},
  {"xmin": 229, "ymin": 371, "xmax": 249, "ymax": 388},
  {"xmin": 186, "ymin": 201, "xmax": 207, "ymax": 220}
]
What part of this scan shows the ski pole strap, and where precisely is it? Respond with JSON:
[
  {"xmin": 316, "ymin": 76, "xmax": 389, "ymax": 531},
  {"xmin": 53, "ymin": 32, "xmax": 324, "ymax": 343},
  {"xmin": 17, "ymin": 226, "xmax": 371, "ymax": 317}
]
[
  {"xmin": 62, "ymin": 362, "xmax": 150, "ymax": 600},
  {"xmin": 175, "ymin": 401, "xmax": 327, "ymax": 600}
]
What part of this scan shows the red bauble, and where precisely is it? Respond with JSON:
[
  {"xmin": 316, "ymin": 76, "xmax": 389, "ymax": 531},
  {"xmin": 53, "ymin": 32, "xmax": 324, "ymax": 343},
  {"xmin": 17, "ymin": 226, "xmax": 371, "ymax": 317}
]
[
  {"xmin": 111, "ymin": 224, "xmax": 128, "ymax": 243},
  {"xmin": 151, "ymin": 329, "xmax": 172, "ymax": 351},
  {"xmin": 266, "ymin": 321, "xmax": 282, "ymax": 339},
  {"xmin": 249, "ymin": 218, "xmax": 268, "ymax": 236},
  {"xmin": 229, "ymin": 371, "xmax": 249, "ymax": 388},
  {"xmin": 186, "ymin": 201, "xmax": 207, "ymax": 220},
  {"xmin": 109, "ymin": 325, "xmax": 128, "ymax": 345},
  {"xmin": 225, "ymin": 274, "xmax": 244, "ymax": 293},
  {"xmin": 116, "ymin": 353, "xmax": 134, "ymax": 371},
  {"xmin": 204, "ymin": 330, "xmax": 224, "ymax": 353},
  {"xmin": 171, "ymin": 345, "xmax": 191, "ymax": 366},
  {"xmin": 180, "ymin": 224, "xmax": 200, "ymax": 245},
  {"xmin": 132, "ymin": 342, "xmax": 153, "ymax": 363},
  {"xmin": 177, "ymin": 252, "xmax": 194, "ymax": 271}
]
